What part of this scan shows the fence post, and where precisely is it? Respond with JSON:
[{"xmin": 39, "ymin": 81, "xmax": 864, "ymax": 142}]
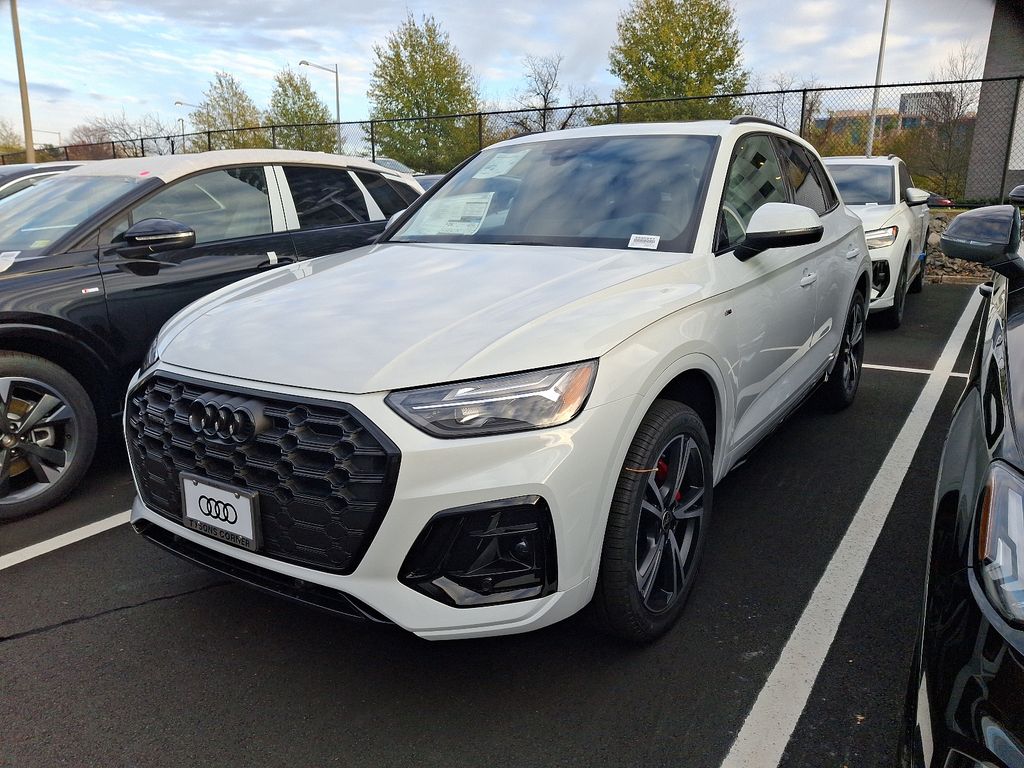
[
  {"xmin": 207, "ymin": 131, "xmax": 212, "ymax": 152},
  {"xmin": 477, "ymin": 113, "xmax": 483, "ymax": 150},
  {"xmin": 139, "ymin": 138, "xmax": 145, "ymax": 157},
  {"xmin": 110, "ymin": 141, "xmax": 116, "ymax": 159},
  {"xmin": 1000, "ymin": 76, "xmax": 1023, "ymax": 202},
  {"xmin": 271, "ymin": 125, "xmax": 277, "ymax": 149},
  {"xmin": 616, "ymin": 102, "xmax": 622, "ymax": 124},
  {"xmin": 370, "ymin": 121, "xmax": 376, "ymax": 162},
  {"xmin": 799, "ymin": 89, "xmax": 808, "ymax": 138},
  {"xmin": 63, "ymin": 146, "xmax": 69, "ymax": 161}
]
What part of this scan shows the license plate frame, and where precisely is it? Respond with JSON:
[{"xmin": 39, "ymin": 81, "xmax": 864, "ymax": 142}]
[{"xmin": 179, "ymin": 472, "xmax": 261, "ymax": 552}]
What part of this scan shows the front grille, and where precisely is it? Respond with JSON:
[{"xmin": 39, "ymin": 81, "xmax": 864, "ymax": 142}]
[{"xmin": 126, "ymin": 374, "xmax": 400, "ymax": 574}]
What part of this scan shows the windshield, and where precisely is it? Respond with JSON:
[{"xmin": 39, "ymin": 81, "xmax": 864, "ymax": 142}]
[
  {"xmin": 391, "ymin": 134, "xmax": 718, "ymax": 252},
  {"xmin": 0, "ymin": 175, "xmax": 140, "ymax": 255},
  {"xmin": 826, "ymin": 164, "xmax": 895, "ymax": 205}
]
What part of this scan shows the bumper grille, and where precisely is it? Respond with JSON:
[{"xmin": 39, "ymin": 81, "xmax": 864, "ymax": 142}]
[{"xmin": 126, "ymin": 374, "xmax": 400, "ymax": 574}]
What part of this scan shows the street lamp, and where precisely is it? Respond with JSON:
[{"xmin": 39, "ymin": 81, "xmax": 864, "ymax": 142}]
[
  {"xmin": 299, "ymin": 59, "xmax": 342, "ymax": 154},
  {"xmin": 865, "ymin": 0, "xmax": 893, "ymax": 157},
  {"xmin": 174, "ymin": 100, "xmax": 209, "ymax": 126}
]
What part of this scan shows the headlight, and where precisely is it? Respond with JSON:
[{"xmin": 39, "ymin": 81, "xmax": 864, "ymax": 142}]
[
  {"xmin": 978, "ymin": 461, "xmax": 1024, "ymax": 624},
  {"xmin": 140, "ymin": 337, "xmax": 160, "ymax": 372},
  {"xmin": 865, "ymin": 225, "xmax": 898, "ymax": 249},
  {"xmin": 386, "ymin": 361, "xmax": 598, "ymax": 438}
]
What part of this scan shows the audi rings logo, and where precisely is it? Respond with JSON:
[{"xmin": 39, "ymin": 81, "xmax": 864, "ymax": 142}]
[
  {"xmin": 187, "ymin": 394, "xmax": 269, "ymax": 444},
  {"xmin": 197, "ymin": 495, "xmax": 238, "ymax": 524}
]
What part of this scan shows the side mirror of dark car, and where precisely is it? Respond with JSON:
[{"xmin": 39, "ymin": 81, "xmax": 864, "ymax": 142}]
[
  {"xmin": 906, "ymin": 187, "xmax": 930, "ymax": 206},
  {"xmin": 940, "ymin": 205, "xmax": 1023, "ymax": 278},
  {"xmin": 1009, "ymin": 185, "xmax": 1024, "ymax": 206},
  {"xmin": 120, "ymin": 218, "xmax": 196, "ymax": 257},
  {"xmin": 734, "ymin": 203, "xmax": 824, "ymax": 261}
]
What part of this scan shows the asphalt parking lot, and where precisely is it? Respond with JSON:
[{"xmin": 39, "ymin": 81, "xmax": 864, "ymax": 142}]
[{"xmin": 0, "ymin": 281, "xmax": 983, "ymax": 768}]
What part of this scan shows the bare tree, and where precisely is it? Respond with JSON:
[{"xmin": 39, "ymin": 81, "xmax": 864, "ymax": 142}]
[
  {"xmin": 68, "ymin": 110, "xmax": 176, "ymax": 157},
  {"xmin": 507, "ymin": 54, "xmax": 596, "ymax": 134}
]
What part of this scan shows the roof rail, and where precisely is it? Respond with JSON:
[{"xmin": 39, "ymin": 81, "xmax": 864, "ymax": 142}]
[{"xmin": 729, "ymin": 115, "xmax": 789, "ymax": 131}]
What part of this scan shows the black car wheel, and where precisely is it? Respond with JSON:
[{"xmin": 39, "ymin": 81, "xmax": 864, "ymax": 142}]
[
  {"xmin": 821, "ymin": 290, "xmax": 866, "ymax": 411},
  {"xmin": 591, "ymin": 400, "xmax": 712, "ymax": 642},
  {"xmin": 0, "ymin": 353, "xmax": 97, "ymax": 521}
]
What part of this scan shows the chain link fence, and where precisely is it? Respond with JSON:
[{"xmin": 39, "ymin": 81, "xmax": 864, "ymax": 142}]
[{"xmin": 5, "ymin": 77, "xmax": 1022, "ymax": 202}]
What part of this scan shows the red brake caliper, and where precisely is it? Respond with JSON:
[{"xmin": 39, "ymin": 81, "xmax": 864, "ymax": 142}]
[{"xmin": 655, "ymin": 458, "xmax": 684, "ymax": 503}]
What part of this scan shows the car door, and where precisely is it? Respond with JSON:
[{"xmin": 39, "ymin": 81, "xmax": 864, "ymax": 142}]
[
  {"xmin": 274, "ymin": 165, "xmax": 388, "ymax": 260},
  {"xmin": 774, "ymin": 137, "xmax": 863, "ymax": 368},
  {"xmin": 97, "ymin": 164, "xmax": 297, "ymax": 379},
  {"xmin": 713, "ymin": 133, "xmax": 818, "ymax": 452}
]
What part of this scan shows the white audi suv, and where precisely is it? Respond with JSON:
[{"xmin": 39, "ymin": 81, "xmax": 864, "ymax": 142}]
[{"xmin": 127, "ymin": 119, "xmax": 871, "ymax": 641}]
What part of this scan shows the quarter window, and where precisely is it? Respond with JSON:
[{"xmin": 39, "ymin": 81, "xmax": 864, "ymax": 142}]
[
  {"xmin": 716, "ymin": 134, "xmax": 788, "ymax": 252},
  {"xmin": 775, "ymin": 139, "xmax": 829, "ymax": 215},
  {"xmin": 355, "ymin": 171, "xmax": 412, "ymax": 217},
  {"xmin": 283, "ymin": 166, "xmax": 368, "ymax": 228},
  {"xmin": 897, "ymin": 162, "xmax": 913, "ymax": 202},
  {"xmin": 132, "ymin": 167, "xmax": 272, "ymax": 244}
]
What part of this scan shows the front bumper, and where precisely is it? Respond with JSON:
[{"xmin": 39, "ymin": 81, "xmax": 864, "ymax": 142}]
[{"xmin": 128, "ymin": 364, "xmax": 636, "ymax": 639}]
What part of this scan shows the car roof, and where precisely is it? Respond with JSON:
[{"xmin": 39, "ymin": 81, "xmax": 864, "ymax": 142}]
[
  {"xmin": 823, "ymin": 155, "xmax": 901, "ymax": 165},
  {"xmin": 58, "ymin": 149, "xmax": 409, "ymax": 184},
  {"xmin": 0, "ymin": 161, "xmax": 81, "ymax": 177},
  {"xmin": 488, "ymin": 120, "xmax": 805, "ymax": 150}
]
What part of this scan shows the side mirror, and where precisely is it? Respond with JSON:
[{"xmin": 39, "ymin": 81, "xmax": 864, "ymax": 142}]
[
  {"xmin": 734, "ymin": 202, "xmax": 824, "ymax": 261},
  {"xmin": 120, "ymin": 218, "xmax": 195, "ymax": 257},
  {"xmin": 940, "ymin": 205, "xmax": 1023, "ymax": 278},
  {"xmin": 906, "ymin": 187, "xmax": 929, "ymax": 206},
  {"xmin": 1009, "ymin": 185, "xmax": 1024, "ymax": 206}
]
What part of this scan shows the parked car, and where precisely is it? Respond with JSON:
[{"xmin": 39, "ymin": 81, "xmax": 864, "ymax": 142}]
[
  {"xmin": 0, "ymin": 161, "xmax": 80, "ymax": 201},
  {"xmin": 0, "ymin": 149, "xmax": 422, "ymax": 520},
  {"xmin": 126, "ymin": 118, "xmax": 871, "ymax": 641},
  {"xmin": 899, "ymin": 187, "xmax": 1024, "ymax": 767},
  {"xmin": 823, "ymin": 155, "xmax": 930, "ymax": 328},
  {"xmin": 925, "ymin": 190, "xmax": 955, "ymax": 208}
]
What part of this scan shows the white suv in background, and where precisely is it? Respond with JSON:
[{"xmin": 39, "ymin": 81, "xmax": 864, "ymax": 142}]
[
  {"xmin": 127, "ymin": 119, "xmax": 870, "ymax": 642},
  {"xmin": 823, "ymin": 155, "xmax": 930, "ymax": 328}
]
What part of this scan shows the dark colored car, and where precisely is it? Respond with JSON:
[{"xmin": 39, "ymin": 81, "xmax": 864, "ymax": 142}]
[
  {"xmin": 414, "ymin": 173, "xmax": 444, "ymax": 190},
  {"xmin": 0, "ymin": 161, "xmax": 80, "ymax": 201},
  {"xmin": 925, "ymin": 190, "xmax": 956, "ymax": 208},
  {"xmin": 900, "ymin": 185, "xmax": 1024, "ymax": 767},
  {"xmin": 0, "ymin": 149, "xmax": 421, "ymax": 519}
]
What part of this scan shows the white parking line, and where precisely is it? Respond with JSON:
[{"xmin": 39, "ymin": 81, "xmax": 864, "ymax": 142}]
[
  {"xmin": 0, "ymin": 511, "xmax": 130, "ymax": 571},
  {"xmin": 720, "ymin": 289, "xmax": 983, "ymax": 768},
  {"xmin": 864, "ymin": 362, "xmax": 969, "ymax": 379}
]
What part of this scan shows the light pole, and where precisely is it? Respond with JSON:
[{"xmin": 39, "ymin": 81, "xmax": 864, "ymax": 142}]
[
  {"xmin": 865, "ymin": 0, "xmax": 893, "ymax": 157},
  {"xmin": 10, "ymin": 0, "xmax": 34, "ymax": 162},
  {"xmin": 299, "ymin": 59, "xmax": 342, "ymax": 154}
]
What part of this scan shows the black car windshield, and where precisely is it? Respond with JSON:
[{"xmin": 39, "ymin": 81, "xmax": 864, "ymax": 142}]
[
  {"xmin": 0, "ymin": 175, "xmax": 140, "ymax": 256},
  {"xmin": 390, "ymin": 134, "xmax": 718, "ymax": 252},
  {"xmin": 827, "ymin": 164, "xmax": 895, "ymax": 205}
]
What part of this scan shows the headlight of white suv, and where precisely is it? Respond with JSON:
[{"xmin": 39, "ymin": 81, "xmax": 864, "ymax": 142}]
[
  {"xmin": 386, "ymin": 360, "xmax": 598, "ymax": 438},
  {"xmin": 978, "ymin": 461, "xmax": 1024, "ymax": 624},
  {"xmin": 865, "ymin": 225, "xmax": 898, "ymax": 249},
  {"xmin": 140, "ymin": 336, "xmax": 161, "ymax": 372}
]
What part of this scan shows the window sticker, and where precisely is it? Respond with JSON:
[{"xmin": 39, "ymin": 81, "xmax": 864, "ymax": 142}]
[
  {"xmin": 0, "ymin": 251, "xmax": 19, "ymax": 273},
  {"xmin": 407, "ymin": 192, "xmax": 494, "ymax": 236},
  {"xmin": 628, "ymin": 234, "xmax": 660, "ymax": 250},
  {"xmin": 472, "ymin": 150, "xmax": 529, "ymax": 179}
]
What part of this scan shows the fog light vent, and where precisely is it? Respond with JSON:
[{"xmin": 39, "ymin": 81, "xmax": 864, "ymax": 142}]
[
  {"xmin": 400, "ymin": 495, "xmax": 557, "ymax": 607},
  {"xmin": 872, "ymin": 260, "xmax": 891, "ymax": 295}
]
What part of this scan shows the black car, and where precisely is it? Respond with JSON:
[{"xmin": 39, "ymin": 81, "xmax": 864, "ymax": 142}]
[
  {"xmin": 0, "ymin": 149, "xmax": 422, "ymax": 519},
  {"xmin": 0, "ymin": 161, "xmax": 80, "ymax": 201},
  {"xmin": 900, "ymin": 186, "xmax": 1024, "ymax": 767}
]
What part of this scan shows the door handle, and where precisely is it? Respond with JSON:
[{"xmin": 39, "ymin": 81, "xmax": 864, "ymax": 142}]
[
  {"xmin": 800, "ymin": 272, "xmax": 817, "ymax": 287},
  {"xmin": 845, "ymin": 245, "xmax": 861, "ymax": 259}
]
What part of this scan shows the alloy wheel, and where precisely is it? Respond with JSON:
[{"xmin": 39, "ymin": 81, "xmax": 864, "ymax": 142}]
[{"xmin": 839, "ymin": 300, "xmax": 865, "ymax": 398}]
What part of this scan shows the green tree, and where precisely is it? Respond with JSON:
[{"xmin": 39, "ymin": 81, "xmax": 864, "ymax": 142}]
[
  {"xmin": 606, "ymin": 0, "xmax": 748, "ymax": 122},
  {"xmin": 265, "ymin": 67, "xmax": 337, "ymax": 153},
  {"xmin": 191, "ymin": 72, "xmax": 269, "ymax": 149},
  {"xmin": 367, "ymin": 13, "xmax": 479, "ymax": 172}
]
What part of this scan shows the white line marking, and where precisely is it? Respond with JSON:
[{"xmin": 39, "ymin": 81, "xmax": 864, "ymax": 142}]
[
  {"xmin": 721, "ymin": 288, "xmax": 983, "ymax": 768},
  {"xmin": 864, "ymin": 362, "xmax": 969, "ymax": 379},
  {"xmin": 0, "ymin": 511, "xmax": 130, "ymax": 571}
]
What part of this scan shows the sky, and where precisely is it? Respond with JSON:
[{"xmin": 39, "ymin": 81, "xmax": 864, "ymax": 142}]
[{"xmin": 0, "ymin": 0, "xmax": 998, "ymax": 143}]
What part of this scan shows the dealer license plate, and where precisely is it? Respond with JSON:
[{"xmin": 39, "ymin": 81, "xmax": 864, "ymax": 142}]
[{"xmin": 180, "ymin": 472, "xmax": 260, "ymax": 551}]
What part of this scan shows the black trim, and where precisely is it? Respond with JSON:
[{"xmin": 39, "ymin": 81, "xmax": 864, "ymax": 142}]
[{"xmin": 729, "ymin": 115, "xmax": 789, "ymax": 131}]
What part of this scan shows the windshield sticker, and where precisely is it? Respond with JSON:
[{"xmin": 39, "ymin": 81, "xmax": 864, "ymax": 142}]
[
  {"xmin": 29, "ymin": 240, "xmax": 51, "ymax": 249},
  {"xmin": 410, "ymin": 192, "xmax": 494, "ymax": 236},
  {"xmin": 0, "ymin": 251, "xmax": 19, "ymax": 273},
  {"xmin": 628, "ymin": 234, "xmax": 660, "ymax": 250},
  {"xmin": 473, "ymin": 150, "xmax": 529, "ymax": 179}
]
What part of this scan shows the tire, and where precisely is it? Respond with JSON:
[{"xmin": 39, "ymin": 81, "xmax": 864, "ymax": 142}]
[
  {"xmin": 0, "ymin": 352, "xmax": 97, "ymax": 522},
  {"xmin": 878, "ymin": 252, "xmax": 909, "ymax": 329},
  {"xmin": 591, "ymin": 400, "xmax": 712, "ymax": 642},
  {"xmin": 820, "ymin": 290, "xmax": 866, "ymax": 412}
]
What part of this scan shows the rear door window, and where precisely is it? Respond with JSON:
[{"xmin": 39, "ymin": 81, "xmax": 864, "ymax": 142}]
[
  {"xmin": 355, "ymin": 171, "xmax": 412, "ymax": 217},
  {"xmin": 283, "ymin": 166, "xmax": 368, "ymax": 228},
  {"xmin": 897, "ymin": 162, "xmax": 913, "ymax": 202},
  {"xmin": 774, "ymin": 139, "xmax": 829, "ymax": 215}
]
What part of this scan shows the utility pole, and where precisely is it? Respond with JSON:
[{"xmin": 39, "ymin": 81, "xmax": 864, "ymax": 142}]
[
  {"xmin": 865, "ymin": 0, "xmax": 892, "ymax": 157},
  {"xmin": 10, "ymin": 0, "xmax": 34, "ymax": 162}
]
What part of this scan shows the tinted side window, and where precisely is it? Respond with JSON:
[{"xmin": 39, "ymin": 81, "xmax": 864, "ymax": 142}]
[
  {"xmin": 355, "ymin": 171, "xmax": 411, "ymax": 218},
  {"xmin": 716, "ymin": 134, "xmax": 788, "ymax": 251},
  {"xmin": 814, "ymin": 158, "xmax": 840, "ymax": 210},
  {"xmin": 283, "ymin": 166, "xmax": 368, "ymax": 229},
  {"xmin": 775, "ymin": 139, "xmax": 829, "ymax": 215},
  {"xmin": 132, "ymin": 167, "xmax": 272, "ymax": 244},
  {"xmin": 897, "ymin": 163, "xmax": 913, "ymax": 202}
]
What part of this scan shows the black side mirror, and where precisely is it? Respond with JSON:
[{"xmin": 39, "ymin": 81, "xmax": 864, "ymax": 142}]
[
  {"xmin": 1010, "ymin": 185, "xmax": 1024, "ymax": 206},
  {"xmin": 940, "ymin": 205, "xmax": 1023, "ymax": 278},
  {"xmin": 120, "ymin": 218, "xmax": 195, "ymax": 257}
]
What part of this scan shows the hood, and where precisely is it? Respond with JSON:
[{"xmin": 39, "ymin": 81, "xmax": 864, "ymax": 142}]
[
  {"xmin": 160, "ymin": 242, "xmax": 710, "ymax": 394},
  {"xmin": 846, "ymin": 204, "xmax": 900, "ymax": 231}
]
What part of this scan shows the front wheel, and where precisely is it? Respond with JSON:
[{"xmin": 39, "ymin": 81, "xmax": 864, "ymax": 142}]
[
  {"xmin": 820, "ymin": 290, "xmax": 866, "ymax": 411},
  {"xmin": 0, "ymin": 353, "xmax": 97, "ymax": 521},
  {"xmin": 591, "ymin": 400, "xmax": 712, "ymax": 642}
]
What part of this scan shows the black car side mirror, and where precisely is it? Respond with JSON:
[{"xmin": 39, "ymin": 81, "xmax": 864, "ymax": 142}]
[
  {"xmin": 1010, "ymin": 185, "xmax": 1024, "ymax": 206},
  {"xmin": 940, "ymin": 205, "xmax": 1023, "ymax": 278},
  {"xmin": 120, "ymin": 218, "xmax": 196, "ymax": 257}
]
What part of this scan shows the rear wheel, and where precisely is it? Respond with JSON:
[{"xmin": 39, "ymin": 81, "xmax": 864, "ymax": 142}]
[
  {"xmin": 0, "ymin": 353, "xmax": 97, "ymax": 521},
  {"xmin": 591, "ymin": 400, "xmax": 712, "ymax": 642},
  {"xmin": 821, "ymin": 290, "xmax": 866, "ymax": 411}
]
